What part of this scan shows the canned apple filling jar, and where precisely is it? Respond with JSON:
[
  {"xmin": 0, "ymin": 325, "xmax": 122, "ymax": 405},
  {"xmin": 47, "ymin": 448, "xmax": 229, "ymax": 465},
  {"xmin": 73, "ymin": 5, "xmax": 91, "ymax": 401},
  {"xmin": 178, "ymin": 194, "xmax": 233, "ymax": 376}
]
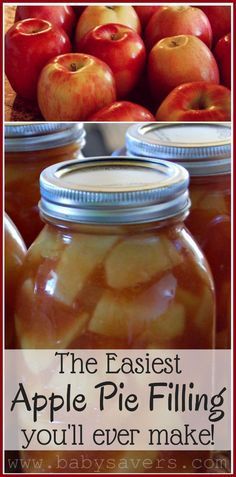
[
  {"xmin": 5, "ymin": 123, "xmax": 86, "ymax": 247},
  {"xmin": 15, "ymin": 158, "xmax": 215, "ymax": 473},
  {"xmin": 126, "ymin": 123, "xmax": 231, "ymax": 349},
  {"xmin": 5, "ymin": 214, "xmax": 26, "ymax": 349}
]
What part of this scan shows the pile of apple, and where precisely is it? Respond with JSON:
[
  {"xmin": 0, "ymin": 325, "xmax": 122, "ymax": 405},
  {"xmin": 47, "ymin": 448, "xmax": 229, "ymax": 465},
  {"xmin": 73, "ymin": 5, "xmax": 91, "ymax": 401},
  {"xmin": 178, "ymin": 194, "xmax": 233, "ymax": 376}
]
[{"xmin": 5, "ymin": 5, "xmax": 231, "ymax": 121}]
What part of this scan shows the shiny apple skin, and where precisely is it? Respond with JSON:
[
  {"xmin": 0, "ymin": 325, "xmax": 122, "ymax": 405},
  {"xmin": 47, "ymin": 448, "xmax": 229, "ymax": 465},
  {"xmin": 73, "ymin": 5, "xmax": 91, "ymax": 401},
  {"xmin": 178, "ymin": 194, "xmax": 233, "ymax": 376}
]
[
  {"xmin": 148, "ymin": 35, "xmax": 220, "ymax": 104},
  {"xmin": 134, "ymin": 6, "xmax": 161, "ymax": 28},
  {"xmin": 77, "ymin": 23, "xmax": 146, "ymax": 98},
  {"xmin": 145, "ymin": 6, "xmax": 212, "ymax": 51},
  {"xmin": 88, "ymin": 101, "xmax": 155, "ymax": 121},
  {"xmin": 37, "ymin": 53, "xmax": 116, "ymax": 121},
  {"xmin": 5, "ymin": 18, "xmax": 71, "ymax": 100},
  {"xmin": 200, "ymin": 6, "xmax": 231, "ymax": 45},
  {"xmin": 15, "ymin": 5, "xmax": 76, "ymax": 37},
  {"xmin": 75, "ymin": 6, "xmax": 141, "ymax": 43},
  {"xmin": 156, "ymin": 82, "xmax": 231, "ymax": 121},
  {"xmin": 214, "ymin": 33, "xmax": 231, "ymax": 89}
]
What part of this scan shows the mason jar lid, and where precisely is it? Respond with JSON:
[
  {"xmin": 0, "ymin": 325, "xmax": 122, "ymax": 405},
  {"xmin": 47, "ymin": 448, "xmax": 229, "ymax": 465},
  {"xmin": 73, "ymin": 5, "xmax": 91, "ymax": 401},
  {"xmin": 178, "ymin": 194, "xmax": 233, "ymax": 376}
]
[
  {"xmin": 126, "ymin": 123, "xmax": 231, "ymax": 176},
  {"xmin": 5, "ymin": 123, "xmax": 85, "ymax": 152},
  {"xmin": 39, "ymin": 157, "xmax": 190, "ymax": 225}
]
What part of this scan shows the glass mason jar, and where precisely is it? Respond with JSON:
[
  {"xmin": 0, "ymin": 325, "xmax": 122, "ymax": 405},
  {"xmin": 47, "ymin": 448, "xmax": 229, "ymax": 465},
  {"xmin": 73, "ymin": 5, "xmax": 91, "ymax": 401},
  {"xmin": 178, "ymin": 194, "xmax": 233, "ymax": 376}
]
[
  {"xmin": 5, "ymin": 214, "xmax": 26, "ymax": 349},
  {"xmin": 5, "ymin": 123, "xmax": 86, "ymax": 247},
  {"xmin": 15, "ymin": 157, "xmax": 215, "ymax": 473},
  {"xmin": 125, "ymin": 123, "xmax": 231, "ymax": 349}
]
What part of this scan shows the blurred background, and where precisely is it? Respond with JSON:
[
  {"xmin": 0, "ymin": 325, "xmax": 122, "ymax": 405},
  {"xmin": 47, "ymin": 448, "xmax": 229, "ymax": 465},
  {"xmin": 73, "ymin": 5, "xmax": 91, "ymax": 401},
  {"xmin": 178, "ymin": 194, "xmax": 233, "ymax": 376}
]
[{"xmin": 83, "ymin": 123, "xmax": 129, "ymax": 156}]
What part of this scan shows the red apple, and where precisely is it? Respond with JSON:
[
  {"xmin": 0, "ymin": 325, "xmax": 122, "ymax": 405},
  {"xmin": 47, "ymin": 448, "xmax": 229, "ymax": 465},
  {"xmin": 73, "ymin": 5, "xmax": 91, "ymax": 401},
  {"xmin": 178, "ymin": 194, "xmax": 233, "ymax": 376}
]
[
  {"xmin": 148, "ymin": 35, "xmax": 220, "ymax": 104},
  {"xmin": 214, "ymin": 33, "xmax": 231, "ymax": 89},
  {"xmin": 5, "ymin": 19, "xmax": 71, "ymax": 100},
  {"xmin": 37, "ymin": 53, "xmax": 116, "ymax": 121},
  {"xmin": 15, "ymin": 6, "xmax": 76, "ymax": 37},
  {"xmin": 75, "ymin": 6, "xmax": 141, "ymax": 43},
  {"xmin": 156, "ymin": 82, "xmax": 231, "ymax": 121},
  {"xmin": 88, "ymin": 101, "xmax": 155, "ymax": 121},
  {"xmin": 77, "ymin": 23, "xmax": 146, "ymax": 98},
  {"xmin": 145, "ymin": 6, "xmax": 212, "ymax": 51},
  {"xmin": 134, "ymin": 6, "xmax": 161, "ymax": 28},
  {"xmin": 200, "ymin": 6, "xmax": 231, "ymax": 45}
]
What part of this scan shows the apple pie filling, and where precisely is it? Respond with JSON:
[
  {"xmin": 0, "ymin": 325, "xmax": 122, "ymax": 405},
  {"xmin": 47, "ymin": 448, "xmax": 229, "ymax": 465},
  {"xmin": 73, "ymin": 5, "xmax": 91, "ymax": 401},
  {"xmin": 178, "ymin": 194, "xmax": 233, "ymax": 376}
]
[
  {"xmin": 5, "ymin": 214, "xmax": 26, "ymax": 349},
  {"xmin": 5, "ymin": 123, "xmax": 85, "ymax": 246},
  {"xmin": 14, "ymin": 157, "xmax": 215, "ymax": 473},
  {"xmin": 186, "ymin": 174, "xmax": 230, "ymax": 348}
]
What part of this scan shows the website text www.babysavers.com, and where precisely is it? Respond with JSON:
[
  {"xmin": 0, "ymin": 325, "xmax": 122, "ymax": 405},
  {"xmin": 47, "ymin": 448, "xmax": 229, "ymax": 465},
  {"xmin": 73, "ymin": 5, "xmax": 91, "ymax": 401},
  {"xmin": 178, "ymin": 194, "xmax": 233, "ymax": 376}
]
[{"xmin": 5, "ymin": 453, "xmax": 230, "ymax": 473}]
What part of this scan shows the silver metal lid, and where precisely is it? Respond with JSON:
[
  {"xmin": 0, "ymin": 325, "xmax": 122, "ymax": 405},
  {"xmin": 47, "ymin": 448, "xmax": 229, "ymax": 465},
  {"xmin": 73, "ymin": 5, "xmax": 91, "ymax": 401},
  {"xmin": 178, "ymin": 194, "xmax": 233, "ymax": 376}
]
[
  {"xmin": 126, "ymin": 123, "xmax": 231, "ymax": 176},
  {"xmin": 5, "ymin": 123, "xmax": 85, "ymax": 152},
  {"xmin": 39, "ymin": 157, "xmax": 190, "ymax": 225}
]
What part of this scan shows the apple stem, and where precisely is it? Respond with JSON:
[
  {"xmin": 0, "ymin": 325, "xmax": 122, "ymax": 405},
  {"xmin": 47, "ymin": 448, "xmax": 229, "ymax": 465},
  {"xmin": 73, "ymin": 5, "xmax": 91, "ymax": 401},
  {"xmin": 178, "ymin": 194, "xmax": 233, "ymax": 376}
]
[{"xmin": 70, "ymin": 63, "xmax": 78, "ymax": 72}]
